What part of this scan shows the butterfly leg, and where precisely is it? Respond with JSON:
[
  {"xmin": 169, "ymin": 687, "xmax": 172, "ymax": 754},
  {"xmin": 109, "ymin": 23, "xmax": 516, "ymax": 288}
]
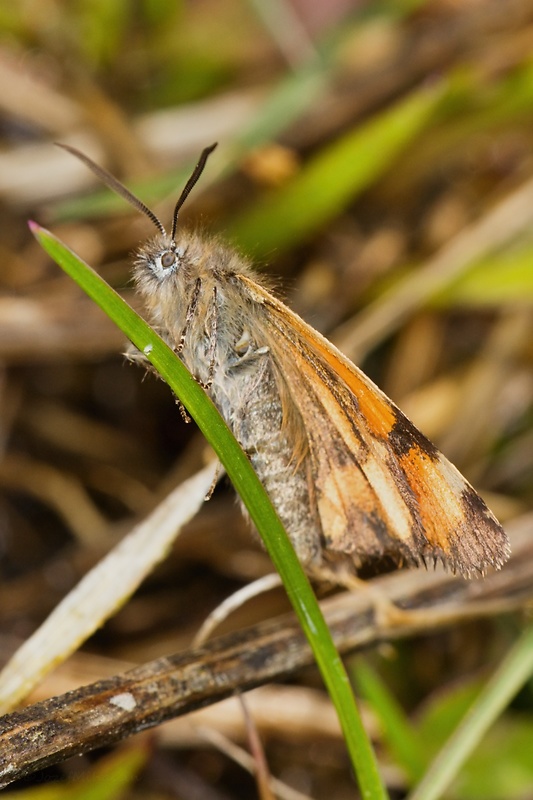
[
  {"xmin": 340, "ymin": 573, "xmax": 417, "ymax": 627},
  {"xmin": 175, "ymin": 280, "xmax": 218, "ymax": 391},
  {"xmin": 311, "ymin": 562, "xmax": 416, "ymax": 627},
  {"xmin": 204, "ymin": 460, "xmax": 223, "ymax": 501},
  {"xmin": 177, "ymin": 276, "xmax": 202, "ymax": 354},
  {"xmin": 202, "ymin": 285, "xmax": 218, "ymax": 391}
]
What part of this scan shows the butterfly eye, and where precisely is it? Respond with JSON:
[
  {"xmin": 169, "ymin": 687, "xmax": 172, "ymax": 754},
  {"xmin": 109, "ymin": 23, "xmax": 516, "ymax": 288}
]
[{"xmin": 160, "ymin": 251, "xmax": 176, "ymax": 269}]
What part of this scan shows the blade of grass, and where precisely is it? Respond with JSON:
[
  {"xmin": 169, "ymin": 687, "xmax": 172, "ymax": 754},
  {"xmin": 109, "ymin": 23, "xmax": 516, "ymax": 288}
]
[
  {"xmin": 31, "ymin": 222, "xmax": 389, "ymax": 800},
  {"xmin": 352, "ymin": 659, "xmax": 428, "ymax": 783},
  {"xmin": 434, "ymin": 243, "xmax": 533, "ymax": 307},
  {"xmin": 408, "ymin": 624, "xmax": 533, "ymax": 800}
]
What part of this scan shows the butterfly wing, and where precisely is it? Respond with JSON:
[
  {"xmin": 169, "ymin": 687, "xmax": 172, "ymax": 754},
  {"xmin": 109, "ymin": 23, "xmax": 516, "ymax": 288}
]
[{"xmin": 240, "ymin": 276, "xmax": 510, "ymax": 577}]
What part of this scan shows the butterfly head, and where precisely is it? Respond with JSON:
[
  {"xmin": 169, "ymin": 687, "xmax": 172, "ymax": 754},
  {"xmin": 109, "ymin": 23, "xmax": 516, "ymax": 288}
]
[{"xmin": 56, "ymin": 141, "xmax": 217, "ymax": 282}]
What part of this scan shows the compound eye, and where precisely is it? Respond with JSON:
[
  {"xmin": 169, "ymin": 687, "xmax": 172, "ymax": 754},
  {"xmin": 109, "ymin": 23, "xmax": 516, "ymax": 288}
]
[{"xmin": 161, "ymin": 251, "xmax": 176, "ymax": 269}]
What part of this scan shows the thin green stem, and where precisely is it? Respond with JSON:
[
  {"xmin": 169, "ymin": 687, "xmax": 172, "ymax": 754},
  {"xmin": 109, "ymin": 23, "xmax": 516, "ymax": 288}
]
[{"xmin": 409, "ymin": 625, "xmax": 533, "ymax": 800}]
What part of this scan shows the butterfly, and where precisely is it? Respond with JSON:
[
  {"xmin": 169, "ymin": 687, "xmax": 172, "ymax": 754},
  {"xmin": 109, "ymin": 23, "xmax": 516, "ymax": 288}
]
[{"xmin": 58, "ymin": 142, "xmax": 510, "ymax": 581}]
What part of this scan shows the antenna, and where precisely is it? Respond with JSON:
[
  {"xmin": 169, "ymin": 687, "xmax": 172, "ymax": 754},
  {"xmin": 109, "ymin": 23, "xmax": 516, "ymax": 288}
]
[
  {"xmin": 56, "ymin": 142, "xmax": 218, "ymax": 240},
  {"xmin": 171, "ymin": 143, "xmax": 217, "ymax": 240}
]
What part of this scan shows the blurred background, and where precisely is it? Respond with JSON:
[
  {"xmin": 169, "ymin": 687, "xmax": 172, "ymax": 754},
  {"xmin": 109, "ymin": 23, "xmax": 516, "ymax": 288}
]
[{"xmin": 1, "ymin": 0, "xmax": 533, "ymax": 797}]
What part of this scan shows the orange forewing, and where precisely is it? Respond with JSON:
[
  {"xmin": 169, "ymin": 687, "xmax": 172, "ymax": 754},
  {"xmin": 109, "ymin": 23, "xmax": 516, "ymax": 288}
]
[{"xmin": 241, "ymin": 276, "xmax": 510, "ymax": 577}]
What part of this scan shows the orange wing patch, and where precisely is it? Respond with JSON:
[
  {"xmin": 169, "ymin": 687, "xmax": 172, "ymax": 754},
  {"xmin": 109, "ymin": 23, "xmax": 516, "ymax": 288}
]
[{"xmin": 248, "ymin": 281, "xmax": 510, "ymax": 577}]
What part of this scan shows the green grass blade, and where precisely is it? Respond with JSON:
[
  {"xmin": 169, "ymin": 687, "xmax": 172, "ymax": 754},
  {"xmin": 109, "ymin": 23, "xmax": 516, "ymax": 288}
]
[
  {"xmin": 408, "ymin": 625, "xmax": 533, "ymax": 800},
  {"xmin": 435, "ymin": 243, "xmax": 533, "ymax": 307},
  {"xmin": 353, "ymin": 659, "xmax": 428, "ymax": 782},
  {"xmin": 31, "ymin": 222, "xmax": 389, "ymax": 800}
]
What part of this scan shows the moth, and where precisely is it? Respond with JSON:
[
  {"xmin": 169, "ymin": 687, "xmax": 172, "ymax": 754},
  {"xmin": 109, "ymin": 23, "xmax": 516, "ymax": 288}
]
[{"xmin": 58, "ymin": 142, "xmax": 510, "ymax": 582}]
